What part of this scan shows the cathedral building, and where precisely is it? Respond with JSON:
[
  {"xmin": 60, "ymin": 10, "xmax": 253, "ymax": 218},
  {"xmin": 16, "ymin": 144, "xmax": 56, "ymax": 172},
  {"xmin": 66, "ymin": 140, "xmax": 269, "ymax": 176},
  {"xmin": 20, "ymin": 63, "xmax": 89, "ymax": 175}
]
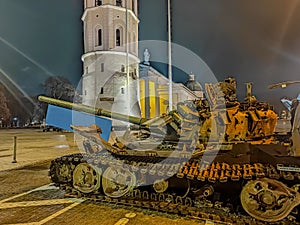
[{"xmin": 81, "ymin": 0, "xmax": 203, "ymax": 120}]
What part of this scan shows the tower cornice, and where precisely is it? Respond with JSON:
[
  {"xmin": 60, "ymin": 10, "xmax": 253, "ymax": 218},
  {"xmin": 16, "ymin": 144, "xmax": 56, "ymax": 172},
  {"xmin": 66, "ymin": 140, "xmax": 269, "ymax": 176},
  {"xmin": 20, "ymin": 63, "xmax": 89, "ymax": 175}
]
[
  {"xmin": 81, "ymin": 5, "xmax": 139, "ymax": 23},
  {"xmin": 81, "ymin": 51, "xmax": 140, "ymax": 63}
]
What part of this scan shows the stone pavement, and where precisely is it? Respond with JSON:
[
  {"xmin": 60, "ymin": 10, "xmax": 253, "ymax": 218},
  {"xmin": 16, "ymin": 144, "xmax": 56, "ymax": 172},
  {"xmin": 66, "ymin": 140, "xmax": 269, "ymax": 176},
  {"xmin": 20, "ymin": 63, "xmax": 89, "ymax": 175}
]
[{"xmin": 0, "ymin": 128, "xmax": 80, "ymax": 171}]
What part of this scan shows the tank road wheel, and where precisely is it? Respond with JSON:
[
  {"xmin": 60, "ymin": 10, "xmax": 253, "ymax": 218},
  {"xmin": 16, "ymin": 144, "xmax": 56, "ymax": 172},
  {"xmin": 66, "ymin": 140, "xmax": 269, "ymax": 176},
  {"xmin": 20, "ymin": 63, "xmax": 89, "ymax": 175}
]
[
  {"xmin": 240, "ymin": 178, "xmax": 300, "ymax": 222},
  {"xmin": 73, "ymin": 163, "xmax": 102, "ymax": 193},
  {"xmin": 153, "ymin": 180, "xmax": 169, "ymax": 193},
  {"xmin": 102, "ymin": 166, "xmax": 136, "ymax": 198},
  {"xmin": 50, "ymin": 161, "xmax": 73, "ymax": 183}
]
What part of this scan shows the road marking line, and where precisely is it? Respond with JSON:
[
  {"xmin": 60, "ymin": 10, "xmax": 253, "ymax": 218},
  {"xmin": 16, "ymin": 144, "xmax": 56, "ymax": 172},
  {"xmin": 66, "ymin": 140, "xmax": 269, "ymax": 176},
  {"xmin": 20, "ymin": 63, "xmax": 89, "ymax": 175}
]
[
  {"xmin": 0, "ymin": 184, "xmax": 84, "ymax": 225},
  {"xmin": 38, "ymin": 201, "xmax": 83, "ymax": 225},
  {"xmin": 32, "ymin": 184, "xmax": 58, "ymax": 191},
  {"xmin": 0, "ymin": 184, "xmax": 57, "ymax": 204},
  {"xmin": 114, "ymin": 218, "xmax": 130, "ymax": 225},
  {"xmin": 125, "ymin": 213, "xmax": 136, "ymax": 218},
  {"xmin": 0, "ymin": 191, "xmax": 34, "ymax": 204},
  {"xmin": 0, "ymin": 199, "xmax": 75, "ymax": 209},
  {"xmin": 114, "ymin": 213, "xmax": 137, "ymax": 225},
  {"xmin": 2, "ymin": 202, "xmax": 83, "ymax": 225}
]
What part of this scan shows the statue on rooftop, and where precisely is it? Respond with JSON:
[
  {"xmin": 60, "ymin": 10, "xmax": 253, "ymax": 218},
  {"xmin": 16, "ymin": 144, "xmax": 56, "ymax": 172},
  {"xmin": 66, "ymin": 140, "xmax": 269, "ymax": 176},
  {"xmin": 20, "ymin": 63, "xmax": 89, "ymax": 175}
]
[{"xmin": 143, "ymin": 48, "xmax": 150, "ymax": 65}]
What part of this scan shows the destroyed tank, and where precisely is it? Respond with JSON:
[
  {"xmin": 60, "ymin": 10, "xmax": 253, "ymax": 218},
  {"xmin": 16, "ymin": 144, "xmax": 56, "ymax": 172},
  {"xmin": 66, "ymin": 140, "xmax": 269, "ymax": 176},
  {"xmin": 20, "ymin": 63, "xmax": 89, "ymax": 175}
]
[{"xmin": 39, "ymin": 78, "xmax": 300, "ymax": 224}]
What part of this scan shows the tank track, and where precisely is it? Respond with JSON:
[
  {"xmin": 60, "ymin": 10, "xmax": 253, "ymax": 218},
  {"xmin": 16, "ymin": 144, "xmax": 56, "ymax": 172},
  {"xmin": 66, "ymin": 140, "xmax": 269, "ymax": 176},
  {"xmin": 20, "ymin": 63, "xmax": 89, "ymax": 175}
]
[{"xmin": 50, "ymin": 153, "xmax": 300, "ymax": 225}]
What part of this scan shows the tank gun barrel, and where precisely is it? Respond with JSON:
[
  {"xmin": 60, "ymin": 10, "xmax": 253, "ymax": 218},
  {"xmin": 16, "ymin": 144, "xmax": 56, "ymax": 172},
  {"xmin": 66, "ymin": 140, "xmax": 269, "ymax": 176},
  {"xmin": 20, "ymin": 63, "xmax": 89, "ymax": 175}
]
[{"xmin": 38, "ymin": 96, "xmax": 149, "ymax": 126}]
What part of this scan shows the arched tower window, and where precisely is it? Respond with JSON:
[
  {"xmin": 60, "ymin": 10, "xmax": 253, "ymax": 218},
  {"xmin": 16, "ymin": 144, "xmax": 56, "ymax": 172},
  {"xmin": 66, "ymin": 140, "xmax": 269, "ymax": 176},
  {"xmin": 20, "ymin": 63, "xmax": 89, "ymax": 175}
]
[
  {"xmin": 95, "ymin": 0, "xmax": 102, "ymax": 6},
  {"xmin": 97, "ymin": 29, "xmax": 102, "ymax": 46},
  {"xmin": 116, "ymin": 29, "xmax": 121, "ymax": 46},
  {"xmin": 100, "ymin": 87, "xmax": 104, "ymax": 94},
  {"xmin": 116, "ymin": 0, "xmax": 122, "ymax": 7}
]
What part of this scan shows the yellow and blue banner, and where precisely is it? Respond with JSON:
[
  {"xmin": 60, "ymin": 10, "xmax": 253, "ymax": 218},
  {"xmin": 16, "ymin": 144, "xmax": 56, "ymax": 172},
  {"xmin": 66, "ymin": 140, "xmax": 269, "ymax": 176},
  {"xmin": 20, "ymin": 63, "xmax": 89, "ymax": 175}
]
[{"xmin": 46, "ymin": 104, "xmax": 112, "ymax": 141}]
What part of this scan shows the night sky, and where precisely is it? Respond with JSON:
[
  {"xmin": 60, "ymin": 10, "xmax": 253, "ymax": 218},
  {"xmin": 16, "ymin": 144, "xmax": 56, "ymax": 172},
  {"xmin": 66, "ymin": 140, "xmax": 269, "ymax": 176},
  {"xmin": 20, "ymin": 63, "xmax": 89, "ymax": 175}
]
[{"xmin": 1, "ymin": 0, "xmax": 300, "ymax": 112}]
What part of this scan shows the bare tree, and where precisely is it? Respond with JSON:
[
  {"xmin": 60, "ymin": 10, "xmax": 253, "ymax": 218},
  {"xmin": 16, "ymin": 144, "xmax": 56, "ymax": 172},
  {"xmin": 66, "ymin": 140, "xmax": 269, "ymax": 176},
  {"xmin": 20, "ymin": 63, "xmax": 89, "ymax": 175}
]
[
  {"xmin": 31, "ymin": 99, "xmax": 46, "ymax": 124},
  {"xmin": 0, "ymin": 84, "xmax": 11, "ymax": 126},
  {"xmin": 32, "ymin": 76, "xmax": 81, "ymax": 123},
  {"xmin": 43, "ymin": 76, "xmax": 80, "ymax": 102}
]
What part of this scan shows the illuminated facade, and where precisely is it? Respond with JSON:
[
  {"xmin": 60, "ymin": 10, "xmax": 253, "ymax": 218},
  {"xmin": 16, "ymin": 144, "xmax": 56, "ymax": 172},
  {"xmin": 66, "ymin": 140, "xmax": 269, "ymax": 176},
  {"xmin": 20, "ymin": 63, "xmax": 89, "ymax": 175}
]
[
  {"xmin": 81, "ymin": 0, "xmax": 203, "ymax": 120},
  {"xmin": 81, "ymin": 0, "xmax": 141, "ymax": 117},
  {"xmin": 139, "ymin": 64, "xmax": 203, "ymax": 118}
]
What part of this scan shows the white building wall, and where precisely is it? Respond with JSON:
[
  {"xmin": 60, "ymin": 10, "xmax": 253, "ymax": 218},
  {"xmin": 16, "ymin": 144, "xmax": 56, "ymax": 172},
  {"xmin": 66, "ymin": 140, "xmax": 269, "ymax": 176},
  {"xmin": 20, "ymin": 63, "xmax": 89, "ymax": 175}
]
[
  {"xmin": 82, "ymin": 52, "xmax": 140, "ymax": 115},
  {"xmin": 81, "ymin": 0, "xmax": 140, "ymax": 118},
  {"xmin": 82, "ymin": 6, "xmax": 139, "ymax": 55}
]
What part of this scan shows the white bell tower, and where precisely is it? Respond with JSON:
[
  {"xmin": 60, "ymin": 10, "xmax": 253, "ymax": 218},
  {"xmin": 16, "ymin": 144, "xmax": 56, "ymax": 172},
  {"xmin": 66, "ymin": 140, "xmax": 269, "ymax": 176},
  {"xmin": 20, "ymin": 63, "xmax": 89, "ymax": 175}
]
[{"xmin": 81, "ymin": 0, "xmax": 141, "ymax": 118}]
